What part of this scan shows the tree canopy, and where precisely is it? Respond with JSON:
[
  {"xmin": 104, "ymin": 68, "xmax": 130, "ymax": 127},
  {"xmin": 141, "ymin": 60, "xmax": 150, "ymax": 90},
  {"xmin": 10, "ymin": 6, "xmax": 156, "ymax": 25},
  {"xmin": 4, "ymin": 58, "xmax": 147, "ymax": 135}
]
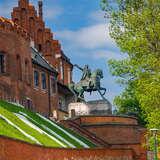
[{"xmin": 101, "ymin": 0, "xmax": 160, "ymax": 129}]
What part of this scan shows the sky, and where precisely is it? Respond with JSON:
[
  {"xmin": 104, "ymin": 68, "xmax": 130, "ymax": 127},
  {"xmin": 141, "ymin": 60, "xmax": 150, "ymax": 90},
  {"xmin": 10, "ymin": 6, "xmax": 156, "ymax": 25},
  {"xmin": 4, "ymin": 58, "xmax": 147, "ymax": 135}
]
[{"xmin": 0, "ymin": 0, "xmax": 126, "ymax": 106}]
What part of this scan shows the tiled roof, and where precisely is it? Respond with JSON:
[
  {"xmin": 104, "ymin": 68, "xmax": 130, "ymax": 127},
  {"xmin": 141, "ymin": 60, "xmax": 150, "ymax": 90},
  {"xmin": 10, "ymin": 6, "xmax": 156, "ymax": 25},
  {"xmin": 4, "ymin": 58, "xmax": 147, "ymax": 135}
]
[{"xmin": 31, "ymin": 47, "xmax": 58, "ymax": 74}]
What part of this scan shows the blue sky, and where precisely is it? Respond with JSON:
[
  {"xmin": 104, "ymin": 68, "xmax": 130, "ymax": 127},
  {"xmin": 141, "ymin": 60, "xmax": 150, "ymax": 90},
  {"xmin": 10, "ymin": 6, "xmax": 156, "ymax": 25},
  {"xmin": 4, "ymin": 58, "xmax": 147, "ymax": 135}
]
[{"xmin": 0, "ymin": 0, "xmax": 126, "ymax": 105}]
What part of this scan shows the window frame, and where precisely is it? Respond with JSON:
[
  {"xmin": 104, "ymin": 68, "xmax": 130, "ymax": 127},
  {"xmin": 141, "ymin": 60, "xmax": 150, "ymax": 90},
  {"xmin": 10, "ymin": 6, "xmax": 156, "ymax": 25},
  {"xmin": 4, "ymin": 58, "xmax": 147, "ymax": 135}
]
[
  {"xmin": 41, "ymin": 72, "xmax": 47, "ymax": 90},
  {"xmin": 16, "ymin": 55, "xmax": 22, "ymax": 81},
  {"xmin": 34, "ymin": 70, "xmax": 39, "ymax": 88},
  {"xmin": 0, "ymin": 53, "xmax": 5, "ymax": 74}
]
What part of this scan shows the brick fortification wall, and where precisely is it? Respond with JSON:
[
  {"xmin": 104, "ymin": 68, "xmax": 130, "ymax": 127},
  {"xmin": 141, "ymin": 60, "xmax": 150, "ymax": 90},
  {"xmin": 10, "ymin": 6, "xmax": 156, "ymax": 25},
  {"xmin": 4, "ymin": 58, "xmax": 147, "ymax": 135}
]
[
  {"xmin": 62, "ymin": 116, "xmax": 147, "ymax": 160},
  {"xmin": 0, "ymin": 136, "xmax": 134, "ymax": 160}
]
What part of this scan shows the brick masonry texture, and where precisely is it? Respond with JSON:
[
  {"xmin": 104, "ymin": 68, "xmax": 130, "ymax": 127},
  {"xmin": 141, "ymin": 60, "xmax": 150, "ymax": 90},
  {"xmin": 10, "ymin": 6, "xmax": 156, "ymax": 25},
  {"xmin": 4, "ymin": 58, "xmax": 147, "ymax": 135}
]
[
  {"xmin": 0, "ymin": 136, "xmax": 134, "ymax": 160},
  {"xmin": 61, "ymin": 116, "xmax": 147, "ymax": 160}
]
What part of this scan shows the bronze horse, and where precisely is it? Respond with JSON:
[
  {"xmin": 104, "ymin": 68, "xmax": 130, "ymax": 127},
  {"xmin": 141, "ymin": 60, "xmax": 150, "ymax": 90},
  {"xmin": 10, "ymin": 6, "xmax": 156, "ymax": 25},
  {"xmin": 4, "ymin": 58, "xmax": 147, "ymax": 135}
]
[{"xmin": 69, "ymin": 69, "xmax": 106, "ymax": 102}]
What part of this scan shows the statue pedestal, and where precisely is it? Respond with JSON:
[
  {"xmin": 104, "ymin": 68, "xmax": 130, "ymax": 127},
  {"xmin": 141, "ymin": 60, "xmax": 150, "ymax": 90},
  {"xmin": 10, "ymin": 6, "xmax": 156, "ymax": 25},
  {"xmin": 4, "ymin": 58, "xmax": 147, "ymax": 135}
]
[{"xmin": 68, "ymin": 100, "xmax": 112, "ymax": 118}]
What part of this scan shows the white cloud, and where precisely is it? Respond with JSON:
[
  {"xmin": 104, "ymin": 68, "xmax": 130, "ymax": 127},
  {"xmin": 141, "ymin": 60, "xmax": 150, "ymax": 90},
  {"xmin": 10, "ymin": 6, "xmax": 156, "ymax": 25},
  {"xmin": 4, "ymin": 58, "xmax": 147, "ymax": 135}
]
[
  {"xmin": 91, "ymin": 50, "xmax": 127, "ymax": 60},
  {"xmin": 56, "ymin": 23, "xmax": 115, "ymax": 50}
]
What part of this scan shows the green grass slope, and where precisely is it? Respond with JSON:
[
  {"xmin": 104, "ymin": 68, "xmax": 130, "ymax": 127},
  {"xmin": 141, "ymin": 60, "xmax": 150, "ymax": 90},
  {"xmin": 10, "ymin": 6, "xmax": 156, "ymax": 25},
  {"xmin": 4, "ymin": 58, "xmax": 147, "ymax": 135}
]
[{"xmin": 0, "ymin": 100, "xmax": 96, "ymax": 148}]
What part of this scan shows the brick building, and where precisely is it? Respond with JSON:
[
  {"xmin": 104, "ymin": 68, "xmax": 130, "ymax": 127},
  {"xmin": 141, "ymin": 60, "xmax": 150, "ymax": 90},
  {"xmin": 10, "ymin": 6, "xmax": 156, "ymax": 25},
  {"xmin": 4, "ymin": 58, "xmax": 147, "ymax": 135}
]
[{"xmin": 0, "ymin": 0, "xmax": 74, "ymax": 119}]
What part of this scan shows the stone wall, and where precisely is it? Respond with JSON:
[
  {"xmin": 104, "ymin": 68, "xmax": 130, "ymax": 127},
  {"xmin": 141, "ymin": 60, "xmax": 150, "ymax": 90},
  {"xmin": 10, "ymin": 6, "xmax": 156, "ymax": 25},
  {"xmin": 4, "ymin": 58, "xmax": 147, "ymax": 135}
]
[{"xmin": 0, "ymin": 136, "xmax": 134, "ymax": 160}]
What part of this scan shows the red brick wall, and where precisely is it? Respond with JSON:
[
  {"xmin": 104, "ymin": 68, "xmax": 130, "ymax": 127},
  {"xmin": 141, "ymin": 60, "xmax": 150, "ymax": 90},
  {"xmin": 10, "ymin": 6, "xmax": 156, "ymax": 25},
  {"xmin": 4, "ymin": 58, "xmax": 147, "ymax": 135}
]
[
  {"xmin": 0, "ymin": 17, "xmax": 59, "ymax": 117},
  {"xmin": 68, "ymin": 116, "xmax": 147, "ymax": 160},
  {"xmin": 0, "ymin": 136, "xmax": 134, "ymax": 160},
  {"xmin": 78, "ymin": 116, "xmax": 138, "ymax": 125},
  {"xmin": 0, "ymin": 22, "xmax": 32, "ymax": 101},
  {"xmin": 85, "ymin": 125, "xmax": 141, "ymax": 144}
]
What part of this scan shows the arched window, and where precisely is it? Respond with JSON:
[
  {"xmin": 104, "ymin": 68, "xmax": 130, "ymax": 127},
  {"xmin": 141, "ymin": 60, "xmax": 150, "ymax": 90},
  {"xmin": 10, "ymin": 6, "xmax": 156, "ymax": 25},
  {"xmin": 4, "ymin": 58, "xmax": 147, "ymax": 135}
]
[
  {"xmin": 37, "ymin": 29, "xmax": 43, "ymax": 52},
  {"xmin": 16, "ymin": 55, "xmax": 22, "ymax": 80},
  {"xmin": 0, "ymin": 52, "xmax": 5, "ymax": 74},
  {"xmin": 29, "ymin": 17, "xmax": 35, "ymax": 38},
  {"xmin": 45, "ymin": 40, "xmax": 51, "ymax": 54},
  {"xmin": 21, "ymin": 8, "xmax": 27, "ymax": 28}
]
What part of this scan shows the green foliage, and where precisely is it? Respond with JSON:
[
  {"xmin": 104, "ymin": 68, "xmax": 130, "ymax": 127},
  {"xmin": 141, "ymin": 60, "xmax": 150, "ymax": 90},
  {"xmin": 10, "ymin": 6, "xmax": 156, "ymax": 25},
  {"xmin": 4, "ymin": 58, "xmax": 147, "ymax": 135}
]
[
  {"xmin": 114, "ymin": 83, "xmax": 147, "ymax": 125},
  {"xmin": 102, "ymin": 0, "xmax": 160, "ymax": 129}
]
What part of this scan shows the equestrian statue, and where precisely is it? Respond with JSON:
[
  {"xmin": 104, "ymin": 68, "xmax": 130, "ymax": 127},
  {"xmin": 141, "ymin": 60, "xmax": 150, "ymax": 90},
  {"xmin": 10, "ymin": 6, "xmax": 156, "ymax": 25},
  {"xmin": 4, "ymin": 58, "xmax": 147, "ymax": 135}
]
[{"xmin": 68, "ymin": 64, "xmax": 107, "ymax": 102}]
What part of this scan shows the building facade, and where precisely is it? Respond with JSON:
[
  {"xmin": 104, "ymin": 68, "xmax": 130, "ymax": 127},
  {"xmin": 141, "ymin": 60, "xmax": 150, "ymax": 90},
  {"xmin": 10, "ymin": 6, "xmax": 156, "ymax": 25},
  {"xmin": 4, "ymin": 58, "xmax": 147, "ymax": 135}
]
[{"xmin": 0, "ymin": 0, "xmax": 74, "ymax": 119}]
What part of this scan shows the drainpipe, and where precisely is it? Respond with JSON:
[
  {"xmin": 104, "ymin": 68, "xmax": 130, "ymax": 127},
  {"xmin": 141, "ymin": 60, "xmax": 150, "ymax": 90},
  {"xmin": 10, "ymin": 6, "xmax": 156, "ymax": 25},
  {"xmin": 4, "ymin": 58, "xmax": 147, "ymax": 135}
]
[{"xmin": 48, "ymin": 73, "xmax": 51, "ymax": 117}]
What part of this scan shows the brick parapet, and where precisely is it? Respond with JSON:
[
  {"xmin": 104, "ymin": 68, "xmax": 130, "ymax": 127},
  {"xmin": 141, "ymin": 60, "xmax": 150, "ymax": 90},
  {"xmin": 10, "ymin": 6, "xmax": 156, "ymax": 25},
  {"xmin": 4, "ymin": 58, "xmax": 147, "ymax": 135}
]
[
  {"xmin": 0, "ymin": 136, "xmax": 134, "ymax": 160},
  {"xmin": 70, "ymin": 115, "xmax": 138, "ymax": 126}
]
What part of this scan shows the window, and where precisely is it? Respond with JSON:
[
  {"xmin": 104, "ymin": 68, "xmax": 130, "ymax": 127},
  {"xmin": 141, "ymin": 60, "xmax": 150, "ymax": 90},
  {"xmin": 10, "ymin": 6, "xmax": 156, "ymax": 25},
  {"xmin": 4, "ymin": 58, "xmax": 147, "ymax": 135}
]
[
  {"xmin": 26, "ymin": 98, "xmax": 33, "ymax": 111},
  {"xmin": 29, "ymin": 17, "xmax": 35, "ymax": 38},
  {"xmin": 41, "ymin": 73, "xmax": 47, "ymax": 90},
  {"xmin": 50, "ymin": 76, "xmax": 56, "ymax": 94},
  {"xmin": 34, "ymin": 70, "xmax": 39, "ymax": 87},
  {"xmin": 37, "ymin": 29, "xmax": 43, "ymax": 52},
  {"xmin": 38, "ymin": 44, "xmax": 42, "ymax": 52},
  {"xmin": 45, "ymin": 41, "xmax": 51, "ymax": 54},
  {"xmin": 16, "ymin": 55, "xmax": 22, "ymax": 80},
  {"xmin": 0, "ymin": 53, "xmax": 5, "ymax": 73},
  {"xmin": 21, "ymin": 9, "xmax": 26, "ymax": 27}
]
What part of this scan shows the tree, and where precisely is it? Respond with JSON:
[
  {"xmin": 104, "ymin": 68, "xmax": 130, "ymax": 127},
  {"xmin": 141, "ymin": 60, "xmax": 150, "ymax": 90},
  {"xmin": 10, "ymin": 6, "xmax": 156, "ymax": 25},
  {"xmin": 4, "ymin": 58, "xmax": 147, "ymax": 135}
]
[
  {"xmin": 109, "ymin": 59, "xmax": 147, "ymax": 125},
  {"xmin": 101, "ymin": 0, "xmax": 160, "ymax": 128}
]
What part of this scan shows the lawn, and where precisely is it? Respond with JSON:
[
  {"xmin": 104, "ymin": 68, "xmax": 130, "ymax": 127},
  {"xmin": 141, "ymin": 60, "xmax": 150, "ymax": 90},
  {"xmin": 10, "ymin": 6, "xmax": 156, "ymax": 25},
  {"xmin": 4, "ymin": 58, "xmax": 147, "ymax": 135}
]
[{"xmin": 0, "ymin": 100, "xmax": 96, "ymax": 148}]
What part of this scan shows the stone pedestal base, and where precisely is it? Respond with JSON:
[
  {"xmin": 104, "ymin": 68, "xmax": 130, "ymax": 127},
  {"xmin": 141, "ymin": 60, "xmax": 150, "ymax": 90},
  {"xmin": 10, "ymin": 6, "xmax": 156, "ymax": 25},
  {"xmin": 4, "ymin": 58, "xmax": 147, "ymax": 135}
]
[{"xmin": 68, "ymin": 100, "xmax": 112, "ymax": 117}]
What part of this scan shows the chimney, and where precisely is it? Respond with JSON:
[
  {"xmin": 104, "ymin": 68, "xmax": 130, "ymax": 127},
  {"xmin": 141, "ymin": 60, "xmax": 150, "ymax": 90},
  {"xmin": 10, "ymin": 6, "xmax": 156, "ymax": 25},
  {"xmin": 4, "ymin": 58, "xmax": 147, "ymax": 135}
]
[{"xmin": 38, "ymin": 1, "xmax": 43, "ymax": 20}]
